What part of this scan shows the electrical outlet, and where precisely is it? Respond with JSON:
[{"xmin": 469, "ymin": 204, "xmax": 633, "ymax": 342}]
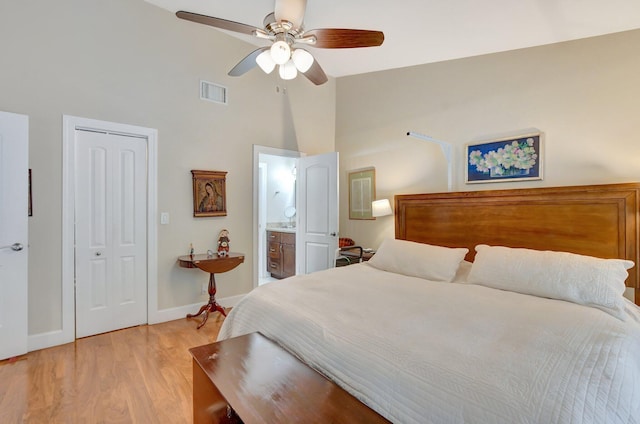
[{"xmin": 201, "ymin": 282, "xmax": 207, "ymax": 295}]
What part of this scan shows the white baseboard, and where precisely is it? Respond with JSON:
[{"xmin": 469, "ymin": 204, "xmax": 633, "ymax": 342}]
[
  {"xmin": 27, "ymin": 293, "xmax": 247, "ymax": 352},
  {"xmin": 148, "ymin": 294, "xmax": 246, "ymax": 325},
  {"xmin": 218, "ymin": 294, "xmax": 245, "ymax": 308},
  {"xmin": 28, "ymin": 329, "xmax": 74, "ymax": 353},
  {"xmin": 147, "ymin": 302, "xmax": 204, "ymax": 325}
]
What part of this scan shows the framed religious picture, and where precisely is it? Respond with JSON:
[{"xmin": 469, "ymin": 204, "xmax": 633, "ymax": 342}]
[
  {"xmin": 348, "ymin": 167, "xmax": 376, "ymax": 220},
  {"xmin": 191, "ymin": 170, "xmax": 227, "ymax": 217}
]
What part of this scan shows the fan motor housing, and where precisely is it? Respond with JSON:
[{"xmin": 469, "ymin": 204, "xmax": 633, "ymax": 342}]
[{"xmin": 263, "ymin": 12, "xmax": 302, "ymax": 37}]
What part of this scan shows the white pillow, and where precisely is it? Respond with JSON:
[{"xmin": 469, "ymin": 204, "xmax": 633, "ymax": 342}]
[
  {"xmin": 467, "ymin": 244, "xmax": 634, "ymax": 319},
  {"xmin": 368, "ymin": 238, "xmax": 469, "ymax": 282}
]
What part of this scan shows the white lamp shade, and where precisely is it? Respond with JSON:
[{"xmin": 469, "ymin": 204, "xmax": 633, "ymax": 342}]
[
  {"xmin": 292, "ymin": 49, "xmax": 314, "ymax": 72},
  {"xmin": 279, "ymin": 60, "xmax": 298, "ymax": 80},
  {"xmin": 270, "ymin": 40, "xmax": 291, "ymax": 65},
  {"xmin": 256, "ymin": 50, "xmax": 276, "ymax": 74},
  {"xmin": 372, "ymin": 199, "xmax": 393, "ymax": 217}
]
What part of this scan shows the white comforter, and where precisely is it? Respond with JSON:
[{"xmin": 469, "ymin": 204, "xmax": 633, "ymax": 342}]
[{"xmin": 218, "ymin": 263, "xmax": 640, "ymax": 424}]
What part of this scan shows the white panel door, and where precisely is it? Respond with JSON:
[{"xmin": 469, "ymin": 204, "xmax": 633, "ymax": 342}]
[
  {"xmin": 296, "ymin": 152, "xmax": 339, "ymax": 274},
  {"xmin": 0, "ymin": 111, "xmax": 28, "ymax": 360},
  {"xmin": 75, "ymin": 130, "xmax": 147, "ymax": 338}
]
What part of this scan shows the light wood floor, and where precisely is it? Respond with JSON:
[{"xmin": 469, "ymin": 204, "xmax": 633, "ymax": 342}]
[{"xmin": 0, "ymin": 314, "xmax": 226, "ymax": 423}]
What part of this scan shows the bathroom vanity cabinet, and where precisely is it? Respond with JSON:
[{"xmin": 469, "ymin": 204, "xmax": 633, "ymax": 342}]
[{"xmin": 267, "ymin": 230, "xmax": 296, "ymax": 279}]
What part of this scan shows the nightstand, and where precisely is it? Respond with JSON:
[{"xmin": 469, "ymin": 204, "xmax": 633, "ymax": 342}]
[{"xmin": 336, "ymin": 248, "xmax": 375, "ymax": 267}]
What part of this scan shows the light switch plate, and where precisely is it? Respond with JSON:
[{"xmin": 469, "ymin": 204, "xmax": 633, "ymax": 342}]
[{"xmin": 160, "ymin": 212, "xmax": 170, "ymax": 225}]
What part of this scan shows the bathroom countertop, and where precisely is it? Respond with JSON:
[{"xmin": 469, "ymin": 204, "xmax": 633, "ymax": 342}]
[{"xmin": 266, "ymin": 224, "xmax": 297, "ymax": 233}]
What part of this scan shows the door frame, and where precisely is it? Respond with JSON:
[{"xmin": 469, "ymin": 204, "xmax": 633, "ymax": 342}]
[
  {"xmin": 258, "ymin": 162, "xmax": 268, "ymax": 280},
  {"xmin": 252, "ymin": 145, "xmax": 302, "ymax": 289},
  {"xmin": 59, "ymin": 115, "xmax": 158, "ymax": 345}
]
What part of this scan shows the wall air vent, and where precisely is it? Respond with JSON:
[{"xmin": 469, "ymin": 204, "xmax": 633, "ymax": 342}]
[{"xmin": 200, "ymin": 80, "xmax": 228, "ymax": 105}]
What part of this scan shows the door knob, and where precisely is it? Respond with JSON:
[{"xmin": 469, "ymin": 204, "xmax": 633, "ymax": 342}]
[
  {"xmin": 0, "ymin": 243, "xmax": 23, "ymax": 251},
  {"xmin": 96, "ymin": 252, "xmax": 102, "ymax": 256},
  {"xmin": 330, "ymin": 232, "xmax": 337, "ymax": 237}
]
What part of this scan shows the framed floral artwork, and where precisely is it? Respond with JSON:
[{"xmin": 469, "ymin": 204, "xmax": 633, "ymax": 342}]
[
  {"xmin": 191, "ymin": 170, "xmax": 227, "ymax": 217},
  {"xmin": 465, "ymin": 133, "xmax": 543, "ymax": 184}
]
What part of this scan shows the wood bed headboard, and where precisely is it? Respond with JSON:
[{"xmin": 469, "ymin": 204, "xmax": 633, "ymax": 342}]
[{"xmin": 395, "ymin": 183, "xmax": 640, "ymax": 305}]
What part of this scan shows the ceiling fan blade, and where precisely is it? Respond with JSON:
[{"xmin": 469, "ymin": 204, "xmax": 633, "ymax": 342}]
[
  {"xmin": 303, "ymin": 28, "xmax": 384, "ymax": 48},
  {"xmin": 274, "ymin": 0, "xmax": 307, "ymax": 29},
  {"xmin": 302, "ymin": 59, "xmax": 328, "ymax": 85},
  {"xmin": 228, "ymin": 47, "xmax": 270, "ymax": 76},
  {"xmin": 176, "ymin": 11, "xmax": 260, "ymax": 36}
]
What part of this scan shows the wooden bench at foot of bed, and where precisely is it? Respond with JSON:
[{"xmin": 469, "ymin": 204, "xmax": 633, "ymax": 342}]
[{"xmin": 189, "ymin": 332, "xmax": 390, "ymax": 424}]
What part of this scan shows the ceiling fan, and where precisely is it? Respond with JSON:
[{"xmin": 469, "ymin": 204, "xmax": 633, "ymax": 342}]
[{"xmin": 176, "ymin": 0, "xmax": 384, "ymax": 85}]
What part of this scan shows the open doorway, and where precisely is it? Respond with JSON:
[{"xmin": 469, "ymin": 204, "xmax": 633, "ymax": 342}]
[
  {"xmin": 252, "ymin": 146, "xmax": 339, "ymax": 289},
  {"xmin": 253, "ymin": 146, "xmax": 302, "ymax": 288},
  {"xmin": 258, "ymin": 154, "xmax": 298, "ymax": 285}
]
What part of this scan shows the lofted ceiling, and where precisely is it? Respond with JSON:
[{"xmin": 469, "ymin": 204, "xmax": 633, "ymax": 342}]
[{"xmin": 145, "ymin": 0, "xmax": 640, "ymax": 78}]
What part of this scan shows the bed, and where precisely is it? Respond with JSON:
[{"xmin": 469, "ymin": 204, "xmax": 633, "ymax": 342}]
[{"xmin": 219, "ymin": 183, "xmax": 640, "ymax": 424}]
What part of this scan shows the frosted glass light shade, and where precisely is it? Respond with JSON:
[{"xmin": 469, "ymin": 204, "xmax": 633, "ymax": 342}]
[
  {"xmin": 292, "ymin": 49, "xmax": 314, "ymax": 72},
  {"xmin": 279, "ymin": 60, "xmax": 298, "ymax": 80},
  {"xmin": 372, "ymin": 199, "xmax": 393, "ymax": 217},
  {"xmin": 256, "ymin": 50, "xmax": 276, "ymax": 74},
  {"xmin": 270, "ymin": 40, "xmax": 291, "ymax": 65}
]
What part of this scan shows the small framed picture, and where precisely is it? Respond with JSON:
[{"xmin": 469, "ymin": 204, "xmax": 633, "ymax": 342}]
[
  {"xmin": 465, "ymin": 133, "xmax": 543, "ymax": 184},
  {"xmin": 191, "ymin": 170, "xmax": 227, "ymax": 217},
  {"xmin": 348, "ymin": 167, "xmax": 376, "ymax": 220}
]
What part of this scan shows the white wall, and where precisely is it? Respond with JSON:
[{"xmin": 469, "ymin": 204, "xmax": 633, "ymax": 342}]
[
  {"xmin": 0, "ymin": 0, "xmax": 335, "ymax": 337},
  {"xmin": 336, "ymin": 29, "xmax": 640, "ymax": 253}
]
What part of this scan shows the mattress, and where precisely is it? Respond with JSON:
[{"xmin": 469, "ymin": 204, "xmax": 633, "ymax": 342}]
[{"xmin": 218, "ymin": 263, "xmax": 640, "ymax": 424}]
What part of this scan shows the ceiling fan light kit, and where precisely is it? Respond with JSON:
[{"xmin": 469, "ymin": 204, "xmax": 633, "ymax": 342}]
[
  {"xmin": 256, "ymin": 50, "xmax": 277, "ymax": 74},
  {"xmin": 292, "ymin": 49, "xmax": 314, "ymax": 72},
  {"xmin": 176, "ymin": 0, "xmax": 384, "ymax": 85},
  {"xmin": 279, "ymin": 61, "xmax": 298, "ymax": 80},
  {"xmin": 270, "ymin": 39, "xmax": 292, "ymax": 65}
]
